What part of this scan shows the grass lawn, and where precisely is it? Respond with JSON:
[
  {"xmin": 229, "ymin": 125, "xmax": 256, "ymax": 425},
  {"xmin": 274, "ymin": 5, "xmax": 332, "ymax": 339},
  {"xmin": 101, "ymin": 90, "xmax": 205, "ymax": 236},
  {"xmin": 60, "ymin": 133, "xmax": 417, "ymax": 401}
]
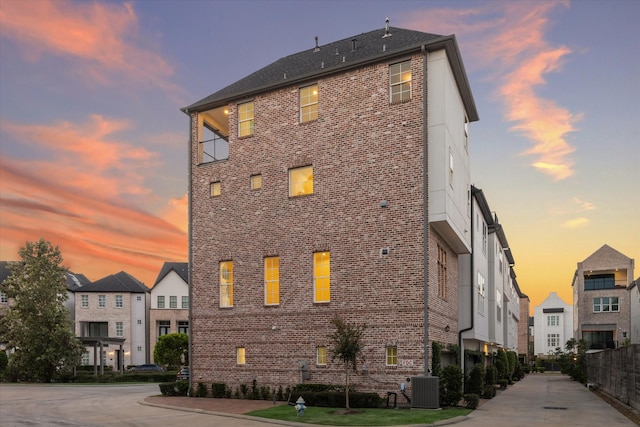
[{"xmin": 246, "ymin": 405, "xmax": 471, "ymax": 426}]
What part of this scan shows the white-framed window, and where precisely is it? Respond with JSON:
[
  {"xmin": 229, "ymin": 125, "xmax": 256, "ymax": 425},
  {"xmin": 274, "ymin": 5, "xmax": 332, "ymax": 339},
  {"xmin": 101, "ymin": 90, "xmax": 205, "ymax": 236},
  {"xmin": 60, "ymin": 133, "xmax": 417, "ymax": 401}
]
[
  {"xmin": 115, "ymin": 295, "xmax": 123, "ymax": 308},
  {"xmin": 115, "ymin": 322, "xmax": 123, "ymax": 337},
  {"xmin": 137, "ymin": 319, "xmax": 142, "ymax": 325},
  {"xmin": 82, "ymin": 352, "xmax": 90, "ymax": 366},
  {"xmin": 547, "ymin": 315, "xmax": 560, "ymax": 326},
  {"xmin": 593, "ymin": 297, "xmax": 619, "ymax": 313},
  {"xmin": 316, "ymin": 346, "xmax": 327, "ymax": 365},
  {"xmin": 137, "ymin": 346, "xmax": 142, "ymax": 352},
  {"xmin": 389, "ymin": 60, "xmax": 411, "ymax": 103},
  {"xmin": 1, "ymin": 291, "xmax": 8, "ymax": 303},
  {"xmin": 157, "ymin": 295, "xmax": 165, "ymax": 309},
  {"xmin": 220, "ymin": 261, "xmax": 234, "ymax": 307},
  {"xmin": 300, "ymin": 84, "xmax": 318, "ymax": 123},
  {"xmin": 547, "ymin": 333, "xmax": 559, "ymax": 348},
  {"xmin": 170, "ymin": 296, "xmax": 177, "ymax": 309},
  {"xmin": 386, "ymin": 346, "xmax": 398, "ymax": 366},
  {"xmin": 137, "ymin": 295, "xmax": 142, "ymax": 301},
  {"xmin": 238, "ymin": 101, "xmax": 254, "ymax": 137},
  {"xmin": 81, "ymin": 295, "xmax": 88, "ymax": 308},
  {"xmin": 98, "ymin": 295, "xmax": 106, "ymax": 308},
  {"xmin": 182, "ymin": 296, "xmax": 189, "ymax": 309},
  {"xmin": 477, "ymin": 272, "xmax": 485, "ymax": 315},
  {"xmin": 237, "ymin": 347, "xmax": 246, "ymax": 365},
  {"xmin": 497, "ymin": 290, "xmax": 502, "ymax": 322},
  {"xmin": 289, "ymin": 165, "xmax": 313, "ymax": 197},
  {"xmin": 449, "ymin": 150, "xmax": 454, "ymax": 188}
]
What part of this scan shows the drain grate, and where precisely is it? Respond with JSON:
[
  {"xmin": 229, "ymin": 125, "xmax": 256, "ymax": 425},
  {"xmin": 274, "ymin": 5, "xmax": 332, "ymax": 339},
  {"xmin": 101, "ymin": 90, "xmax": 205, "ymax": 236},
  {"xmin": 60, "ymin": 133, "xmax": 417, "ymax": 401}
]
[{"xmin": 543, "ymin": 406, "xmax": 568, "ymax": 410}]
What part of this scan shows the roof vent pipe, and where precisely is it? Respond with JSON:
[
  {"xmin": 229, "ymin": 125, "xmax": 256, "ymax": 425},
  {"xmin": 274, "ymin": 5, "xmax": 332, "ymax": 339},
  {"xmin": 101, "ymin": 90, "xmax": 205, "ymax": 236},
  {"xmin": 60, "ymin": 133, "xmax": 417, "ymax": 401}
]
[
  {"xmin": 314, "ymin": 36, "xmax": 320, "ymax": 52},
  {"xmin": 383, "ymin": 44, "xmax": 386, "ymax": 52},
  {"xmin": 342, "ymin": 56, "xmax": 346, "ymax": 62},
  {"xmin": 383, "ymin": 17, "xmax": 392, "ymax": 38},
  {"xmin": 335, "ymin": 48, "xmax": 339, "ymax": 55},
  {"xmin": 351, "ymin": 38, "xmax": 357, "ymax": 51}
]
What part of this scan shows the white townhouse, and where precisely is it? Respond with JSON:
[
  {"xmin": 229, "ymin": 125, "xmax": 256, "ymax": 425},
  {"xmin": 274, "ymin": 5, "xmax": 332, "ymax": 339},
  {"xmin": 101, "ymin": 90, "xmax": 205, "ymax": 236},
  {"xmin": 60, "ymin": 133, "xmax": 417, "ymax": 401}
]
[{"xmin": 534, "ymin": 292, "xmax": 573, "ymax": 357}]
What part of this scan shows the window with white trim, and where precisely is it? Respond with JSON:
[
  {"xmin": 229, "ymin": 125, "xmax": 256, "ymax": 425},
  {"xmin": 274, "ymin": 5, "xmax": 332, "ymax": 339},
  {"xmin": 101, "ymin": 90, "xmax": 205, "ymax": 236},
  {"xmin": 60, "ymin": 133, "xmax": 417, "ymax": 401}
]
[
  {"xmin": 81, "ymin": 294, "xmax": 88, "ymax": 308},
  {"xmin": 115, "ymin": 295, "xmax": 123, "ymax": 308},
  {"xmin": 317, "ymin": 346, "xmax": 327, "ymax": 365},
  {"xmin": 238, "ymin": 101, "xmax": 254, "ymax": 137},
  {"xmin": 98, "ymin": 295, "xmax": 106, "ymax": 308},
  {"xmin": 593, "ymin": 297, "xmax": 619, "ymax": 312},
  {"xmin": 116, "ymin": 322, "xmax": 123, "ymax": 337},
  {"xmin": 389, "ymin": 60, "xmax": 411, "ymax": 103}
]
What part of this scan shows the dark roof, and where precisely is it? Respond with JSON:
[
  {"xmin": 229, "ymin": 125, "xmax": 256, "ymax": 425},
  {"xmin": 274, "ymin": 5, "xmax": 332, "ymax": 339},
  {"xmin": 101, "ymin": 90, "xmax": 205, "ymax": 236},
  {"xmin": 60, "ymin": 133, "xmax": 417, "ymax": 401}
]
[
  {"xmin": 0, "ymin": 261, "xmax": 13, "ymax": 285},
  {"xmin": 81, "ymin": 271, "xmax": 149, "ymax": 293},
  {"xmin": 183, "ymin": 26, "xmax": 478, "ymax": 121},
  {"xmin": 1, "ymin": 261, "xmax": 90, "ymax": 292},
  {"xmin": 153, "ymin": 262, "xmax": 188, "ymax": 287}
]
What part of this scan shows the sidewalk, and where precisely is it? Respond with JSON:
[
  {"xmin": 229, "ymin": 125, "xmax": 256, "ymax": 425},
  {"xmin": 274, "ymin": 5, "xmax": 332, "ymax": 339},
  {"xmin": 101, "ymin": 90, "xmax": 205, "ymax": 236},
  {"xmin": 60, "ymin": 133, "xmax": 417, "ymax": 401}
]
[{"xmin": 142, "ymin": 374, "xmax": 639, "ymax": 426}]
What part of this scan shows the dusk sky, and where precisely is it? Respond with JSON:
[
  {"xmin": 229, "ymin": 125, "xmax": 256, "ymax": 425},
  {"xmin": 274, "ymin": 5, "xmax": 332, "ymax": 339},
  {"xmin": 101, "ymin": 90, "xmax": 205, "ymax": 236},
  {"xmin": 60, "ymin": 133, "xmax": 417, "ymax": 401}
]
[{"xmin": 0, "ymin": 0, "xmax": 638, "ymax": 314}]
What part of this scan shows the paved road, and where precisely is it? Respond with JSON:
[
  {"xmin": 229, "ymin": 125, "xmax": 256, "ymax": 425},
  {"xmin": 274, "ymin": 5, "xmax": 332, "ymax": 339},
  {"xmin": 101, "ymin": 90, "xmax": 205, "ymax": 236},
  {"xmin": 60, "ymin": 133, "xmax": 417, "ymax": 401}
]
[{"xmin": 0, "ymin": 383, "xmax": 276, "ymax": 427}]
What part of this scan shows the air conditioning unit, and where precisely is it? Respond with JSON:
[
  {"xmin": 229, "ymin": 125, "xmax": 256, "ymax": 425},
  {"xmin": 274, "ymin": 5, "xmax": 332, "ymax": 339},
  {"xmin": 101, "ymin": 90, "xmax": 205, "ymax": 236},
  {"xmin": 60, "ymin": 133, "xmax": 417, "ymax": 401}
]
[{"xmin": 411, "ymin": 376, "xmax": 439, "ymax": 409}]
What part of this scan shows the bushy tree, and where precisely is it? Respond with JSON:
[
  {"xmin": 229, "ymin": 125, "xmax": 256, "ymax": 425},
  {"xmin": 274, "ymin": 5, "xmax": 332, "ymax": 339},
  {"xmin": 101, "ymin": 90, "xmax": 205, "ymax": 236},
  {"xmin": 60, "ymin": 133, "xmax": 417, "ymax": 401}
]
[
  {"xmin": 495, "ymin": 350, "xmax": 508, "ymax": 380},
  {"xmin": 431, "ymin": 341, "xmax": 442, "ymax": 377},
  {"xmin": 153, "ymin": 333, "xmax": 189, "ymax": 369},
  {"xmin": 467, "ymin": 364, "xmax": 485, "ymax": 395},
  {"xmin": 1, "ymin": 239, "xmax": 85, "ymax": 382},
  {"xmin": 328, "ymin": 315, "xmax": 366, "ymax": 410},
  {"xmin": 440, "ymin": 364, "xmax": 463, "ymax": 406}
]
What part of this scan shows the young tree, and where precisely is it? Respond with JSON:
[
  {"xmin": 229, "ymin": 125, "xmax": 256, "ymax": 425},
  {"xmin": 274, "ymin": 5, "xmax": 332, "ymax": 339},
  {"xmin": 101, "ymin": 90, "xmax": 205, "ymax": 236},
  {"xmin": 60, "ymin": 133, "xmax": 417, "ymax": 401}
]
[
  {"xmin": 328, "ymin": 315, "xmax": 366, "ymax": 410},
  {"xmin": 153, "ymin": 333, "xmax": 189, "ymax": 369},
  {"xmin": 1, "ymin": 239, "xmax": 85, "ymax": 382}
]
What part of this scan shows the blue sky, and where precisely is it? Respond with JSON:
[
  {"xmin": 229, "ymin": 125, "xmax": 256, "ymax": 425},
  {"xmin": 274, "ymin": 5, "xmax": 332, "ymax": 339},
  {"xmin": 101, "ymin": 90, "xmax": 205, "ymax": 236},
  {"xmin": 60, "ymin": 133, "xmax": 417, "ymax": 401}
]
[{"xmin": 0, "ymin": 0, "xmax": 638, "ymax": 311}]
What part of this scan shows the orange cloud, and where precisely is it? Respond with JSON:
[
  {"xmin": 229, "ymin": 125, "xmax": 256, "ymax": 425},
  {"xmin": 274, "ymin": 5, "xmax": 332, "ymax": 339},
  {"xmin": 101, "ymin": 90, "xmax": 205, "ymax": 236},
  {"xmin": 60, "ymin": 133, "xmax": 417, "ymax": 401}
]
[
  {"xmin": 400, "ymin": 0, "xmax": 578, "ymax": 180},
  {"xmin": 0, "ymin": 0, "xmax": 183, "ymax": 97},
  {"xmin": 159, "ymin": 194, "xmax": 189, "ymax": 234},
  {"xmin": 561, "ymin": 217, "xmax": 590, "ymax": 229}
]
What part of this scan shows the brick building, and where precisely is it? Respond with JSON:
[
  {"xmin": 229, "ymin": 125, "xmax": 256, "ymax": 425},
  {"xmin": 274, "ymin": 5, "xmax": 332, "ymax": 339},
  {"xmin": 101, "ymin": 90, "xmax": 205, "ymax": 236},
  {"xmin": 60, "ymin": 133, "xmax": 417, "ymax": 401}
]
[{"xmin": 182, "ymin": 23, "xmax": 478, "ymax": 394}]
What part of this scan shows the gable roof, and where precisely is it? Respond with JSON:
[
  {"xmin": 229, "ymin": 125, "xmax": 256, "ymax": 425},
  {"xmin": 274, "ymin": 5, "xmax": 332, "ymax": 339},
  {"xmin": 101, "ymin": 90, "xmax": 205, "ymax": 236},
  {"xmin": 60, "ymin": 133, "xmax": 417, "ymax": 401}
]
[
  {"xmin": 81, "ymin": 271, "xmax": 150, "ymax": 293},
  {"xmin": 183, "ymin": 26, "xmax": 478, "ymax": 121},
  {"xmin": 153, "ymin": 262, "xmax": 188, "ymax": 287},
  {"xmin": 1, "ymin": 261, "xmax": 90, "ymax": 292},
  {"xmin": 582, "ymin": 244, "xmax": 632, "ymax": 264}
]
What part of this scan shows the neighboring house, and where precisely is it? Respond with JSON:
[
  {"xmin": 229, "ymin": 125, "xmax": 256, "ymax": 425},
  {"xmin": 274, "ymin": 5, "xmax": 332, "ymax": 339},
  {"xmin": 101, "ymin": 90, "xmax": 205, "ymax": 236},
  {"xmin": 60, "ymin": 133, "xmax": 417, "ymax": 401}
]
[
  {"xmin": 149, "ymin": 262, "xmax": 189, "ymax": 363},
  {"xmin": 517, "ymin": 290, "xmax": 531, "ymax": 365},
  {"xmin": 572, "ymin": 244, "xmax": 634, "ymax": 349},
  {"xmin": 533, "ymin": 292, "xmax": 573, "ymax": 357},
  {"xmin": 183, "ymin": 22, "xmax": 484, "ymax": 394},
  {"xmin": 74, "ymin": 271, "xmax": 150, "ymax": 371},
  {"xmin": 629, "ymin": 278, "xmax": 640, "ymax": 344},
  {"xmin": 459, "ymin": 187, "xmax": 520, "ymax": 373}
]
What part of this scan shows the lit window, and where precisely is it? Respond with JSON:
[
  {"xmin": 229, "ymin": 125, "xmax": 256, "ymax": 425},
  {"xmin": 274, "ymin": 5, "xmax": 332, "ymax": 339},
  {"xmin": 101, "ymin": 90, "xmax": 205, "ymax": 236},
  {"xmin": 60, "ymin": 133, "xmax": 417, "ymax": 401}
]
[
  {"xmin": 170, "ymin": 296, "xmax": 177, "ymax": 309},
  {"xmin": 210, "ymin": 181, "xmax": 221, "ymax": 197},
  {"xmin": 386, "ymin": 346, "xmax": 398, "ymax": 366},
  {"xmin": 98, "ymin": 295, "xmax": 106, "ymax": 308},
  {"xmin": 220, "ymin": 261, "xmax": 234, "ymax": 307},
  {"xmin": 289, "ymin": 165, "xmax": 313, "ymax": 197},
  {"xmin": 265, "ymin": 257, "xmax": 280, "ymax": 305},
  {"xmin": 182, "ymin": 296, "xmax": 189, "ymax": 309},
  {"xmin": 115, "ymin": 295, "xmax": 123, "ymax": 308},
  {"xmin": 238, "ymin": 101, "xmax": 254, "ymax": 137},
  {"xmin": 317, "ymin": 347, "xmax": 327, "ymax": 365},
  {"xmin": 251, "ymin": 174, "xmax": 262, "ymax": 190},
  {"xmin": 389, "ymin": 60, "xmax": 411, "ymax": 103},
  {"xmin": 314, "ymin": 252, "xmax": 330, "ymax": 303},
  {"xmin": 157, "ymin": 295, "xmax": 165, "ymax": 309},
  {"xmin": 300, "ymin": 84, "xmax": 318, "ymax": 123},
  {"xmin": 237, "ymin": 347, "xmax": 246, "ymax": 365},
  {"xmin": 199, "ymin": 118, "xmax": 229, "ymax": 164},
  {"xmin": 116, "ymin": 322, "xmax": 123, "ymax": 337},
  {"xmin": 81, "ymin": 295, "xmax": 88, "ymax": 308}
]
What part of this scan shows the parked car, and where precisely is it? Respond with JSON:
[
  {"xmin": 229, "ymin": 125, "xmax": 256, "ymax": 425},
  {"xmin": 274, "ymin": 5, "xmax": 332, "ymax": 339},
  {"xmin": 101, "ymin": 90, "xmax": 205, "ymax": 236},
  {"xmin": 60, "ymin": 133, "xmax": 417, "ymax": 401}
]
[
  {"xmin": 176, "ymin": 366, "xmax": 190, "ymax": 380},
  {"xmin": 129, "ymin": 364, "xmax": 164, "ymax": 372}
]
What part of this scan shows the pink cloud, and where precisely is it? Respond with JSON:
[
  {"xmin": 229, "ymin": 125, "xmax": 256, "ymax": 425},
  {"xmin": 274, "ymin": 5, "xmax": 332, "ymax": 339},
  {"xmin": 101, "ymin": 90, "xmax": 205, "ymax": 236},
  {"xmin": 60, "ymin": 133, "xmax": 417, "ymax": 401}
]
[{"xmin": 400, "ymin": 0, "xmax": 578, "ymax": 180}]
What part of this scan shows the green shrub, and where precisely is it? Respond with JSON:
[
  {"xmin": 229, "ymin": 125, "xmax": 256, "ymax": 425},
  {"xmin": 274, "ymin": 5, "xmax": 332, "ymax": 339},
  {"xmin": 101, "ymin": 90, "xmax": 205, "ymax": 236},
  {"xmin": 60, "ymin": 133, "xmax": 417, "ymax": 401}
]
[
  {"xmin": 482, "ymin": 385, "xmax": 496, "ymax": 399},
  {"xmin": 195, "ymin": 382, "xmax": 208, "ymax": 397},
  {"xmin": 464, "ymin": 393, "xmax": 480, "ymax": 409},
  {"xmin": 175, "ymin": 380, "xmax": 189, "ymax": 396},
  {"xmin": 276, "ymin": 385, "xmax": 284, "ymax": 401},
  {"xmin": 159, "ymin": 382, "xmax": 179, "ymax": 396},
  {"xmin": 212, "ymin": 383, "xmax": 227, "ymax": 398},
  {"xmin": 498, "ymin": 379, "xmax": 508, "ymax": 389},
  {"xmin": 467, "ymin": 364, "xmax": 485, "ymax": 395},
  {"xmin": 485, "ymin": 365, "xmax": 498, "ymax": 386},
  {"xmin": 440, "ymin": 364, "xmax": 463, "ymax": 407},
  {"xmin": 240, "ymin": 384, "xmax": 248, "ymax": 398},
  {"xmin": 538, "ymin": 367, "xmax": 545, "ymax": 374}
]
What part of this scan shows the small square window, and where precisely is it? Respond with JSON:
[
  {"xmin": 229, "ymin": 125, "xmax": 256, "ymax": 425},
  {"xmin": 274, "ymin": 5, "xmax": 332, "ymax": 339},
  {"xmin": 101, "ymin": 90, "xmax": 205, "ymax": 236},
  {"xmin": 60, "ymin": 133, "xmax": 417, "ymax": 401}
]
[
  {"xmin": 237, "ymin": 347, "xmax": 246, "ymax": 365},
  {"xmin": 386, "ymin": 346, "xmax": 398, "ymax": 366},
  {"xmin": 210, "ymin": 182, "xmax": 221, "ymax": 197},
  {"xmin": 317, "ymin": 347, "xmax": 327, "ymax": 365},
  {"xmin": 289, "ymin": 166, "xmax": 313, "ymax": 197},
  {"xmin": 251, "ymin": 174, "xmax": 262, "ymax": 190},
  {"xmin": 137, "ymin": 319, "xmax": 142, "ymax": 325}
]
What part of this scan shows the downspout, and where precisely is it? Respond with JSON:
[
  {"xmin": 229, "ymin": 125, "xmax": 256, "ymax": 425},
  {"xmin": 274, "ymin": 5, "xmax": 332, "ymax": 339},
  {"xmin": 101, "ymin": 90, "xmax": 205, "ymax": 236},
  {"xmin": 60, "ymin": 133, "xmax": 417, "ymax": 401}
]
[
  {"xmin": 421, "ymin": 44, "xmax": 430, "ymax": 376},
  {"xmin": 458, "ymin": 196, "xmax": 474, "ymax": 373},
  {"xmin": 186, "ymin": 108, "xmax": 194, "ymax": 389}
]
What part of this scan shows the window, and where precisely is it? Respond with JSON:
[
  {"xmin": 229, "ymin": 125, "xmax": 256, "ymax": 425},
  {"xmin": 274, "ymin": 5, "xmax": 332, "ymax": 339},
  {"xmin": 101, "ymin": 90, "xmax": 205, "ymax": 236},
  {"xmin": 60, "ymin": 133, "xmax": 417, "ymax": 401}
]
[
  {"xmin": 158, "ymin": 320, "xmax": 170, "ymax": 336},
  {"xmin": 317, "ymin": 347, "xmax": 327, "ymax": 365},
  {"xmin": 182, "ymin": 296, "xmax": 189, "ymax": 309},
  {"xmin": 498, "ymin": 251, "xmax": 504, "ymax": 274},
  {"xmin": 157, "ymin": 295, "xmax": 165, "ymax": 309},
  {"xmin": 237, "ymin": 347, "xmax": 246, "ymax": 365},
  {"xmin": 170, "ymin": 296, "xmax": 177, "ymax": 309},
  {"xmin": 137, "ymin": 346, "xmax": 142, "ymax": 352},
  {"xmin": 0, "ymin": 291, "xmax": 7, "ymax": 303},
  {"xmin": 115, "ymin": 322, "xmax": 123, "ymax": 337},
  {"xmin": 137, "ymin": 296, "xmax": 141, "ymax": 301},
  {"xmin": 137, "ymin": 319, "xmax": 142, "ymax": 325},
  {"xmin": 386, "ymin": 346, "xmax": 398, "ymax": 366},
  {"xmin": 210, "ymin": 181, "xmax": 221, "ymax": 197},
  {"xmin": 115, "ymin": 295, "xmax": 123, "ymax": 308},
  {"xmin": 220, "ymin": 261, "xmax": 234, "ymax": 307},
  {"xmin": 547, "ymin": 333, "xmax": 559, "ymax": 348},
  {"xmin": 251, "ymin": 174, "xmax": 262, "ymax": 190},
  {"xmin": 585, "ymin": 274, "xmax": 615, "ymax": 290},
  {"xmin": 289, "ymin": 165, "xmax": 313, "ymax": 197},
  {"xmin": 238, "ymin": 101, "xmax": 254, "ymax": 137},
  {"xmin": 300, "ymin": 84, "xmax": 318, "ymax": 123},
  {"xmin": 81, "ymin": 295, "xmax": 88, "ymax": 308},
  {"xmin": 264, "ymin": 257, "xmax": 280, "ymax": 305},
  {"xmin": 199, "ymin": 119, "xmax": 229, "ymax": 164},
  {"xmin": 464, "ymin": 116, "xmax": 469, "ymax": 151},
  {"xmin": 477, "ymin": 273, "xmax": 485, "ymax": 314},
  {"xmin": 314, "ymin": 252, "xmax": 331, "ymax": 303},
  {"xmin": 437, "ymin": 244, "xmax": 447, "ymax": 299},
  {"xmin": 497, "ymin": 290, "xmax": 502, "ymax": 322},
  {"xmin": 482, "ymin": 223, "xmax": 488, "ymax": 254},
  {"xmin": 389, "ymin": 60, "xmax": 411, "ymax": 103},
  {"xmin": 547, "ymin": 315, "xmax": 560, "ymax": 326},
  {"xmin": 82, "ymin": 352, "xmax": 90, "ymax": 366},
  {"xmin": 98, "ymin": 295, "xmax": 106, "ymax": 308},
  {"xmin": 178, "ymin": 321, "xmax": 189, "ymax": 334},
  {"xmin": 449, "ymin": 150, "xmax": 454, "ymax": 187},
  {"xmin": 593, "ymin": 297, "xmax": 619, "ymax": 313}
]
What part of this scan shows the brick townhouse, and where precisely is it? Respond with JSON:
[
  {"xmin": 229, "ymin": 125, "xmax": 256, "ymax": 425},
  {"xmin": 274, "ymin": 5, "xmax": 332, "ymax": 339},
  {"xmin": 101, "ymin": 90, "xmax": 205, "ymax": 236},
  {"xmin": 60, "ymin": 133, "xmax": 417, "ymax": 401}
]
[{"xmin": 182, "ymin": 22, "xmax": 479, "ymax": 395}]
